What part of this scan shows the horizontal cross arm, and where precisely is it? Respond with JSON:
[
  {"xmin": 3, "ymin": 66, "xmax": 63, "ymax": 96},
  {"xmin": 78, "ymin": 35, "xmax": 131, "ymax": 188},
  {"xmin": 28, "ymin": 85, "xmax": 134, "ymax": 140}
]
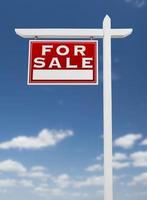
[{"xmin": 15, "ymin": 28, "xmax": 133, "ymax": 39}]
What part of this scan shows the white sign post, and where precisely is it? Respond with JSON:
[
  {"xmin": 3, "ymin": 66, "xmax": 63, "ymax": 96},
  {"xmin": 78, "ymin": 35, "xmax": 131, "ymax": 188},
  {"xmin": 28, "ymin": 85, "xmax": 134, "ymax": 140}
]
[
  {"xmin": 15, "ymin": 15, "xmax": 133, "ymax": 200},
  {"xmin": 103, "ymin": 16, "xmax": 113, "ymax": 200}
]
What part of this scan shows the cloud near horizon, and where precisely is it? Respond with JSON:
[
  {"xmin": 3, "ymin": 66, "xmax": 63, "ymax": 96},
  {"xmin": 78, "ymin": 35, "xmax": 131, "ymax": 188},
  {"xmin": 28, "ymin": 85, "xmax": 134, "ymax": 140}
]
[
  {"xmin": 130, "ymin": 151, "xmax": 147, "ymax": 167},
  {"xmin": 0, "ymin": 129, "xmax": 74, "ymax": 150},
  {"xmin": 0, "ymin": 158, "xmax": 105, "ymax": 198},
  {"xmin": 0, "ymin": 160, "xmax": 26, "ymax": 173},
  {"xmin": 129, "ymin": 172, "xmax": 147, "ymax": 186}
]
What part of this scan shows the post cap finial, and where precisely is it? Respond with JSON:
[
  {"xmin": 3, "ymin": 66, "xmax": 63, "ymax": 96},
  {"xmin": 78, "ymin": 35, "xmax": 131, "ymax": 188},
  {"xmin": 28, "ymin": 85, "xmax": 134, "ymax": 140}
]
[
  {"xmin": 103, "ymin": 15, "xmax": 111, "ymax": 27},
  {"xmin": 104, "ymin": 15, "xmax": 111, "ymax": 22}
]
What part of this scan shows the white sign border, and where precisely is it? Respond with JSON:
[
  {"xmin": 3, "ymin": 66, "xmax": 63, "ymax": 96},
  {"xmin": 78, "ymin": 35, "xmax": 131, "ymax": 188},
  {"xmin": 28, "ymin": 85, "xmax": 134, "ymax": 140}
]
[{"xmin": 27, "ymin": 40, "xmax": 98, "ymax": 85}]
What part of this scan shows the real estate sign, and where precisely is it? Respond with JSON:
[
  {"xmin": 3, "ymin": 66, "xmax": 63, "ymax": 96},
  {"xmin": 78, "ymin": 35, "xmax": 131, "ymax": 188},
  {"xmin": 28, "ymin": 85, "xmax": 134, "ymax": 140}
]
[{"xmin": 28, "ymin": 40, "xmax": 98, "ymax": 85}]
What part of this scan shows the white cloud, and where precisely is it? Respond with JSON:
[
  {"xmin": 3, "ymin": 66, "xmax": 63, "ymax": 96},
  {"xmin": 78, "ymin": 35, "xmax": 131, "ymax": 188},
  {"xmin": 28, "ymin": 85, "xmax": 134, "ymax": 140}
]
[
  {"xmin": 51, "ymin": 174, "xmax": 104, "ymax": 189},
  {"xmin": 113, "ymin": 153, "xmax": 128, "ymax": 161},
  {"xmin": 70, "ymin": 192, "xmax": 88, "ymax": 198},
  {"xmin": 34, "ymin": 186, "xmax": 64, "ymax": 196},
  {"xmin": 73, "ymin": 176, "xmax": 104, "ymax": 188},
  {"xmin": 52, "ymin": 174, "xmax": 103, "ymax": 189},
  {"xmin": 112, "ymin": 153, "xmax": 130, "ymax": 169},
  {"xmin": 0, "ymin": 159, "xmax": 50, "ymax": 181},
  {"xmin": 21, "ymin": 169, "xmax": 50, "ymax": 180},
  {"xmin": 130, "ymin": 151, "xmax": 147, "ymax": 167},
  {"xmin": 113, "ymin": 161, "xmax": 130, "ymax": 169},
  {"xmin": 52, "ymin": 174, "xmax": 71, "ymax": 188},
  {"xmin": 19, "ymin": 179, "xmax": 34, "ymax": 188},
  {"xmin": 85, "ymin": 164, "xmax": 103, "ymax": 172},
  {"xmin": 0, "ymin": 178, "xmax": 49, "ymax": 192},
  {"xmin": 96, "ymin": 154, "xmax": 103, "ymax": 161},
  {"xmin": 114, "ymin": 133, "xmax": 142, "ymax": 149},
  {"xmin": 0, "ymin": 129, "xmax": 74, "ymax": 150},
  {"xmin": 124, "ymin": 0, "xmax": 146, "ymax": 8},
  {"xmin": 129, "ymin": 173, "xmax": 147, "ymax": 185},
  {"xmin": 86, "ymin": 153, "xmax": 129, "ymax": 172},
  {"xmin": 0, "ymin": 179, "xmax": 17, "ymax": 187},
  {"xmin": 27, "ymin": 171, "xmax": 48, "ymax": 179},
  {"xmin": 34, "ymin": 185, "xmax": 88, "ymax": 198},
  {"xmin": 31, "ymin": 166, "xmax": 46, "ymax": 172},
  {"xmin": 141, "ymin": 139, "xmax": 147, "ymax": 145},
  {"xmin": 0, "ymin": 160, "xmax": 26, "ymax": 174},
  {"xmin": 22, "ymin": 165, "xmax": 49, "ymax": 179}
]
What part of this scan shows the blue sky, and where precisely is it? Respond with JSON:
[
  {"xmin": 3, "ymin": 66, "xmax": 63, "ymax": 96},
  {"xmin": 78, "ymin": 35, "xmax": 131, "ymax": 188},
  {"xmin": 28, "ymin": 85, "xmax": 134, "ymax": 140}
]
[{"xmin": 0, "ymin": 0, "xmax": 147, "ymax": 200}]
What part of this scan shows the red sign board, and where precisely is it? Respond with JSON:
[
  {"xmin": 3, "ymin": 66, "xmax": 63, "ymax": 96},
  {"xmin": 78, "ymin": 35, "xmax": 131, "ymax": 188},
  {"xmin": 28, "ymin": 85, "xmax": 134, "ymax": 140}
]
[{"xmin": 28, "ymin": 40, "xmax": 98, "ymax": 85}]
